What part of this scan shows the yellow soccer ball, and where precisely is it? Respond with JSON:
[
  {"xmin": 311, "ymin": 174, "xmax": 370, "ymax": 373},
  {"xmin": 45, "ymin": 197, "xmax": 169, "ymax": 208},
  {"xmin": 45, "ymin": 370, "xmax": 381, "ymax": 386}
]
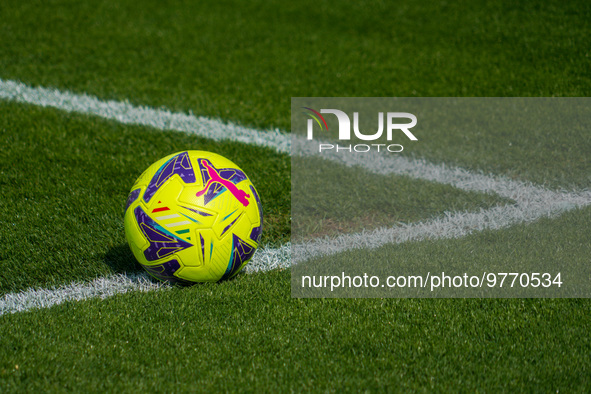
[{"xmin": 124, "ymin": 151, "xmax": 262, "ymax": 284}]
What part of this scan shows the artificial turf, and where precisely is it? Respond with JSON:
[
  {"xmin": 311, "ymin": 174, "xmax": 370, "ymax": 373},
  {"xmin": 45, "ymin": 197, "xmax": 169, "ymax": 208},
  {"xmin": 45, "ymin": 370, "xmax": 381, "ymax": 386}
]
[
  {"xmin": 0, "ymin": 101, "xmax": 289, "ymax": 294},
  {"xmin": 0, "ymin": 0, "xmax": 589, "ymax": 131},
  {"xmin": 0, "ymin": 102, "xmax": 508, "ymax": 294},
  {"xmin": 0, "ymin": 0, "xmax": 590, "ymax": 391},
  {"xmin": 2, "ymin": 208, "xmax": 588, "ymax": 391},
  {"xmin": 0, "ymin": 0, "xmax": 589, "ymax": 186},
  {"xmin": 292, "ymin": 155, "xmax": 508, "ymax": 240},
  {"xmin": 1, "ymin": 272, "xmax": 590, "ymax": 390},
  {"xmin": 294, "ymin": 203, "xmax": 591, "ymax": 298}
]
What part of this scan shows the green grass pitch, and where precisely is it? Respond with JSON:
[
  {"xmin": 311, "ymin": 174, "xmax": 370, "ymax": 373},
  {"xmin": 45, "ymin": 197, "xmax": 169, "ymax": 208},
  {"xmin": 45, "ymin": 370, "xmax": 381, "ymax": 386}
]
[{"xmin": 1, "ymin": 0, "xmax": 590, "ymax": 391}]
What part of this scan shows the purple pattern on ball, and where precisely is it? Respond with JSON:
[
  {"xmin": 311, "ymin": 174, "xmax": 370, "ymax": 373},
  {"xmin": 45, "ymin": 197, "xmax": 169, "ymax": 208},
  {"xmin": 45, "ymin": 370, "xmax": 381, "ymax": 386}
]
[
  {"xmin": 125, "ymin": 188, "xmax": 141, "ymax": 212},
  {"xmin": 249, "ymin": 185, "xmax": 263, "ymax": 243},
  {"xmin": 144, "ymin": 152, "xmax": 196, "ymax": 203},
  {"xmin": 199, "ymin": 233, "xmax": 205, "ymax": 262},
  {"xmin": 134, "ymin": 206, "xmax": 193, "ymax": 261},
  {"xmin": 181, "ymin": 206, "xmax": 212, "ymax": 217},
  {"xmin": 220, "ymin": 234, "xmax": 256, "ymax": 281},
  {"xmin": 142, "ymin": 259, "xmax": 193, "ymax": 285},
  {"xmin": 221, "ymin": 214, "xmax": 241, "ymax": 237}
]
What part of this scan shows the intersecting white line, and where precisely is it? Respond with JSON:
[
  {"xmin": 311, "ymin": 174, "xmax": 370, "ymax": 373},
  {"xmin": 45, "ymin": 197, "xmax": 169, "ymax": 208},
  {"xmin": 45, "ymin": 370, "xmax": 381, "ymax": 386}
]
[
  {"xmin": 1, "ymin": 79, "xmax": 589, "ymax": 315},
  {"xmin": 0, "ymin": 78, "xmax": 574, "ymax": 202}
]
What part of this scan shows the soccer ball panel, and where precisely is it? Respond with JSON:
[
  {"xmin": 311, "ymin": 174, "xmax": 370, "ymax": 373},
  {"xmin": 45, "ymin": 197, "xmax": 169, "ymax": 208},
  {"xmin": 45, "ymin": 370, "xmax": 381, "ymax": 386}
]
[{"xmin": 123, "ymin": 151, "xmax": 262, "ymax": 284}]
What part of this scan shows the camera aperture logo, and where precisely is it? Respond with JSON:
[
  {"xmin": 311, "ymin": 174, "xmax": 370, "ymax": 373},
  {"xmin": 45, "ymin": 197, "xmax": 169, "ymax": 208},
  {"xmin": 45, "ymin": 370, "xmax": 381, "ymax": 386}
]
[{"xmin": 302, "ymin": 107, "xmax": 417, "ymax": 153}]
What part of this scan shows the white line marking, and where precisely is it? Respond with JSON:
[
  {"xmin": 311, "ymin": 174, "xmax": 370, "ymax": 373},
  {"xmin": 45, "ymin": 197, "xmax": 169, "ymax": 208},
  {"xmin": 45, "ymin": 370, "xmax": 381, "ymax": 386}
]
[
  {"xmin": 156, "ymin": 214, "xmax": 181, "ymax": 220},
  {"xmin": 0, "ymin": 78, "xmax": 570, "ymax": 202},
  {"xmin": 164, "ymin": 220, "xmax": 191, "ymax": 228},
  {"xmin": 0, "ymin": 273, "xmax": 168, "ymax": 315},
  {"xmin": 291, "ymin": 138, "xmax": 569, "ymax": 205},
  {"xmin": 0, "ymin": 79, "xmax": 290, "ymax": 154},
  {"xmin": 0, "ymin": 245, "xmax": 291, "ymax": 315},
  {"xmin": 291, "ymin": 142, "xmax": 591, "ymax": 263},
  {"xmin": 0, "ymin": 79, "xmax": 589, "ymax": 312},
  {"xmin": 0, "ymin": 78, "xmax": 578, "ymax": 203},
  {"xmin": 243, "ymin": 243, "xmax": 291, "ymax": 273},
  {"xmin": 292, "ymin": 190, "xmax": 591, "ymax": 264}
]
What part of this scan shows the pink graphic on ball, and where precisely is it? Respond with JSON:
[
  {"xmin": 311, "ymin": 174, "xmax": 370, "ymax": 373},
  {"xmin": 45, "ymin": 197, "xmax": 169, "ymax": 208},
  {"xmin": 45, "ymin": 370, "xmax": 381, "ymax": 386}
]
[{"xmin": 196, "ymin": 160, "xmax": 250, "ymax": 207}]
